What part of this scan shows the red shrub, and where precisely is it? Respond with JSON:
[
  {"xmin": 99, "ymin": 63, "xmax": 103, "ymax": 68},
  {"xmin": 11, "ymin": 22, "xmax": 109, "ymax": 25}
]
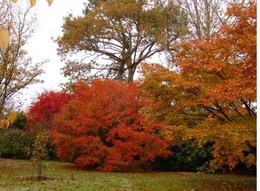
[
  {"xmin": 27, "ymin": 91, "xmax": 72, "ymax": 130},
  {"xmin": 51, "ymin": 80, "xmax": 170, "ymax": 171}
]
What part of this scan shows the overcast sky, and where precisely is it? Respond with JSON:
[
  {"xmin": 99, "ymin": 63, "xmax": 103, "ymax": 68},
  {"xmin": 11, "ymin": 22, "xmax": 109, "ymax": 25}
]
[{"xmin": 21, "ymin": 0, "xmax": 86, "ymax": 110}]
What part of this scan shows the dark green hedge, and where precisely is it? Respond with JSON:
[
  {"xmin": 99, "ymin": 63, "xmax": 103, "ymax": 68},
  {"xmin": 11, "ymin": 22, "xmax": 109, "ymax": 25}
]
[
  {"xmin": 154, "ymin": 140, "xmax": 213, "ymax": 172},
  {"xmin": 0, "ymin": 128, "xmax": 34, "ymax": 159}
]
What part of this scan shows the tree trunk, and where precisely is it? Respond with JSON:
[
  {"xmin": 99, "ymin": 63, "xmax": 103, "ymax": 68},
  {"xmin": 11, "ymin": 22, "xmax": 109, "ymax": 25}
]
[
  {"xmin": 127, "ymin": 66, "xmax": 136, "ymax": 82},
  {"xmin": 116, "ymin": 62, "xmax": 125, "ymax": 81},
  {"xmin": 116, "ymin": 70, "xmax": 124, "ymax": 81}
]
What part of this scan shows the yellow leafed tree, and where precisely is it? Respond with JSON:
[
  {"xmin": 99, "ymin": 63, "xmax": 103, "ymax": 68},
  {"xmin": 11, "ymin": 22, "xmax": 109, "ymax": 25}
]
[
  {"xmin": 0, "ymin": 111, "xmax": 17, "ymax": 128},
  {"xmin": 141, "ymin": 1, "xmax": 256, "ymax": 171}
]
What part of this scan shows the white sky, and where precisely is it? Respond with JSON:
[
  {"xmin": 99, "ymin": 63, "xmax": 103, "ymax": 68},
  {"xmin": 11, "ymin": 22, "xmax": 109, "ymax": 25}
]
[{"xmin": 21, "ymin": 0, "xmax": 86, "ymax": 110}]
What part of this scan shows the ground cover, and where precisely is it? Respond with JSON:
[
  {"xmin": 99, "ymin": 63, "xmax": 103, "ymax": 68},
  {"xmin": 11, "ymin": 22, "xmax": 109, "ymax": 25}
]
[{"xmin": 0, "ymin": 159, "xmax": 256, "ymax": 191}]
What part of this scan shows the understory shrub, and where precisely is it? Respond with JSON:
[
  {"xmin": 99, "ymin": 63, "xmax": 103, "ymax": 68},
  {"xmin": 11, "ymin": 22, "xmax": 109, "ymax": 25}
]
[
  {"xmin": 25, "ymin": 91, "xmax": 72, "ymax": 161},
  {"xmin": 154, "ymin": 140, "xmax": 213, "ymax": 172},
  {"xmin": 0, "ymin": 128, "xmax": 57, "ymax": 160},
  {"xmin": 0, "ymin": 128, "xmax": 34, "ymax": 159},
  {"xmin": 10, "ymin": 112, "xmax": 27, "ymax": 130},
  {"xmin": 32, "ymin": 131, "xmax": 49, "ymax": 177}
]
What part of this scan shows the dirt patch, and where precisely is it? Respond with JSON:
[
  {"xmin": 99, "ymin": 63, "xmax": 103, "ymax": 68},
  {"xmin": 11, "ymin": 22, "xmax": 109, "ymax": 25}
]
[{"xmin": 22, "ymin": 176, "xmax": 55, "ymax": 181}]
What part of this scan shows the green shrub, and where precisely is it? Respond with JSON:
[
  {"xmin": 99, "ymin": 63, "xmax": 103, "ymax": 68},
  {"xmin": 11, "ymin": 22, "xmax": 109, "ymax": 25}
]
[
  {"xmin": 154, "ymin": 140, "xmax": 213, "ymax": 172},
  {"xmin": 45, "ymin": 135, "xmax": 58, "ymax": 161},
  {"xmin": 0, "ymin": 128, "xmax": 34, "ymax": 159},
  {"xmin": 11, "ymin": 112, "xmax": 27, "ymax": 130}
]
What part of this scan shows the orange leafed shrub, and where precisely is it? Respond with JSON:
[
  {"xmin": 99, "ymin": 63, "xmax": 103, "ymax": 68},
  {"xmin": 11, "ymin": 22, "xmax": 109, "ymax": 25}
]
[{"xmin": 51, "ymin": 80, "xmax": 170, "ymax": 171}]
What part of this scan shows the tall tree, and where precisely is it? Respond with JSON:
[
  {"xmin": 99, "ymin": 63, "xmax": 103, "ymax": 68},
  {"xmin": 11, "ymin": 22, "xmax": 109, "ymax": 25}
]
[
  {"xmin": 141, "ymin": 1, "xmax": 256, "ymax": 170},
  {"xmin": 0, "ymin": 2, "xmax": 43, "ymax": 114},
  {"xmin": 177, "ymin": 0, "xmax": 245, "ymax": 39},
  {"xmin": 57, "ymin": 0, "xmax": 188, "ymax": 83}
]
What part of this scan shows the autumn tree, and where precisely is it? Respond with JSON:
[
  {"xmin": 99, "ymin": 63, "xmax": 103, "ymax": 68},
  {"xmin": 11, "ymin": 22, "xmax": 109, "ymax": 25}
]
[
  {"xmin": 141, "ymin": 1, "xmax": 256, "ymax": 171},
  {"xmin": 51, "ymin": 80, "xmax": 170, "ymax": 171},
  {"xmin": 57, "ymin": 0, "xmax": 188, "ymax": 83},
  {"xmin": 176, "ymin": 0, "xmax": 245, "ymax": 39},
  {"xmin": 0, "ymin": 2, "xmax": 43, "ymax": 114},
  {"xmin": 27, "ymin": 91, "xmax": 72, "ymax": 131},
  {"xmin": 0, "ymin": 0, "xmax": 54, "ymax": 48},
  {"xmin": 31, "ymin": 131, "xmax": 49, "ymax": 179}
]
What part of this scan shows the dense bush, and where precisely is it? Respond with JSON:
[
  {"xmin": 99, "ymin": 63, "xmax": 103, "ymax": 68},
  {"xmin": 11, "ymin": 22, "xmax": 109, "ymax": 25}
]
[
  {"xmin": 51, "ymin": 80, "xmax": 171, "ymax": 171},
  {"xmin": 0, "ymin": 128, "xmax": 57, "ymax": 160},
  {"xmin": 0, "ymin": 128, "xmax": 34, "ymax": 159},
  {"xmin": 27, "ymin": 91, "xmax": 72, "ymax": 130},
  {"xmin": 154, "ymin": 141, "xmax": 213, "ymax": 172},
  {"xmin": 10, "ymin": 112, "xmax": 27, "ymax": 129},
  {"xmin": 25, "ymin": 91, "xmax": 72, "ymax": 160},
  {"xmin": 44, "ymin": 135, "xmax": 58, "ymax": 161}
]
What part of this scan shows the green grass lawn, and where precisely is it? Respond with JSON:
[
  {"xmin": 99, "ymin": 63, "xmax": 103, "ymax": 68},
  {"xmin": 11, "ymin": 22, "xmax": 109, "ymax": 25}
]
[{"xmin": 0, "ymin": 159, "xmax": 256, "ymax": 191}]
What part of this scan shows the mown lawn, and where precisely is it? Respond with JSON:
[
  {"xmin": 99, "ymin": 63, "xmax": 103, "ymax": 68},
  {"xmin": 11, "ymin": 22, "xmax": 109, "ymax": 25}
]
[{"xmin": 0, "ymin": 159, "xmax": 256, "ymax": 191}]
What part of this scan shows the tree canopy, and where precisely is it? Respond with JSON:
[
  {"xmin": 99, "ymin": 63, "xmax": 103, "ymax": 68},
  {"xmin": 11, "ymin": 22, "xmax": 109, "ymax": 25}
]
[
  {"xmin": 51, "ymin": 80, "xmax": 170, "ymax": 171},
  {"xmin": 141, "ymin": 1, "xmax": 256, "ymax": 170},
  {"xmin": 57, "ymin": 0, "xmax": 188, "ymax": 83},
  {"xmin": 27, "ymin": 91, "xmax": 72, "ymax": 131}
]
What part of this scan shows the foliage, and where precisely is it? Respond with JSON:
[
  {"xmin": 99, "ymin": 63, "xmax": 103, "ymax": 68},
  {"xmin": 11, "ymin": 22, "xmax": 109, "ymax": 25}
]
[
  {"xmin": 0, "ymin": 111, "xmax": 17, "ymax": 128},
  {"xmin": 10, "ymin": 0, "xmax": 53, "ymax": 7},
  {"xmin": 27, "ymin": 91, "xmax": 72, "ymax": 131},
  {"xmin": 0, "ymin": 128, "xmax": 33, "ymax": 159},
  {"xmin": 26, "ymin": 91, "xmax": 72, "ymax": 161},
  {"xmin": 0, "ymin": 27, "xmax": 10, "ymax": 49},
  {"xmin": 31, "ymin": 131, "xmax": 50, "ymax": 178},
  {"xmin": 0, "ymin": 2, "xmax": 43, "ymax": 113},
  {"xmin": 154, "ymin": 140, "xmax": 213, "ymax": 172},
  {"xmin": 82, "ymin": 0, "xmax": 103, "ymax": 15},
  {"xmin": 140, "ymin": 1, "xmax": 256, "ymax": 171},
  {"xmin": 0, "ymin": 0, "xmax": 54, "ymax": 49},
  {"xmin": 51, "ymin": 80, "xmax": 170, "ymax": 171},
  {"xmin": 57, "ymin": 0, "xmax": 188, "ymax": 82},
  {"xmin": 10, "ymin": 112, "xmax": 27, "ymax": 129}
]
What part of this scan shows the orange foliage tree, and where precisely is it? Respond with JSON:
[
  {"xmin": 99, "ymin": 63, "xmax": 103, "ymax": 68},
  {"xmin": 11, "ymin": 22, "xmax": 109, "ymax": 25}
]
[
  {"xmin": 141, "ymin": 1, "xmax": 256, "ymax": 171},
  {"xmin": 51, "ymin": 80, "xmax": 170, "ymax": 171}
]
